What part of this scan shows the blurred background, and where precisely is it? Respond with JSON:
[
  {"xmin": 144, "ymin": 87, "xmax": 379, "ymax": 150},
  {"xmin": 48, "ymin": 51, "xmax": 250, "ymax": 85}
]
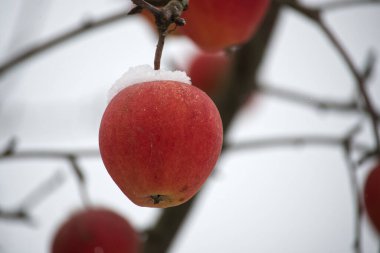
[{"xmin": 0, "ymin": 0, "xmax": 379, "ymax": 252}]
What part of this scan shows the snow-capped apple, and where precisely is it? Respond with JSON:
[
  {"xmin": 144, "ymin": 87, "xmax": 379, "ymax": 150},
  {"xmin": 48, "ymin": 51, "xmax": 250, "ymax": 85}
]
[
  {"xmin": 99, "ymin": 66, "xmax": 223, "ymax": 208},
  {"xmin": 51, "ymin": 208, "xmax": 139, "ymax": 253}
]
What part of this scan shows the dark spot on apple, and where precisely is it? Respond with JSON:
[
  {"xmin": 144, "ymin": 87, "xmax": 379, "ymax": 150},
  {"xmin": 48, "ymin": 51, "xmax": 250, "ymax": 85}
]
[
  {"xmin": 179, "ymin": 185, "xmax": 188, "ymax": 192},
  {"xmin": 179, "ymin": 198, "xmax": 185, "ymax": 202}
]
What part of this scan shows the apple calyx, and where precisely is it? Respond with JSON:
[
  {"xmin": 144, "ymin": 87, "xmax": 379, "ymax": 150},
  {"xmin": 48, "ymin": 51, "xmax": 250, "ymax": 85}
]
[{"xmin": 151, "ymin": 194, "xmax": 167, "ymax": 204}]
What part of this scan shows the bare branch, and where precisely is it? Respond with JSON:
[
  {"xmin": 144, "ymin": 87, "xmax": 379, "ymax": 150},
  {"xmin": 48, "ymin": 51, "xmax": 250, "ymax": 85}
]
[
  {"xmin": 342, "ymin": 134, "xmax": 363, "ymax": 253},
  {"xmin": 357, "ymin": 149, "xmax": 378, "ymax": 166},
  {"xmin": 0, "ymin": 149, "xmax": 99, "ymax": 161},
  {"xmin": 0, "ymin": 143, "xmax": 96, "ymax": 207},
  {"xmin": 0, "ymin": 8, "xmax": 133, "ymax": 77},
  {"xmin": 279, "ymin": 2, "xmax": 380, "ymax": 251},
  {"xmin": 362, "ymin": 50, "xmax": 376, "ymax": 81},
  {"xmin": 223, "ymin": 135, "xmax": 370, "ymax": 153},
  {"xmin": 283, "ymin": 0, "xmax": 380, "ymax": 160},
  {"xmin": 67, "ymin": 156, "xmax": 91, "ymax": 207},
  {"xmin": 319, "ymin": 0, "xmax": 380, "ymax": 11},
  {"xmin": 18, "ymin": 171, "xmax": 65, "ymax": 211},
  {"xmin": 0, "ymin": 138, "xmax": 17, "ymax": 156},
  {"xmin": 0, "ymin": 170, "xmax": 65, "ymax": 224},
  {"xmin": 257, "ymin": 83, "xmax": 359, "ymax": 113},
  {"xmin": 0, "ymin": 209, "xmax": 31, "ymax": 223}
]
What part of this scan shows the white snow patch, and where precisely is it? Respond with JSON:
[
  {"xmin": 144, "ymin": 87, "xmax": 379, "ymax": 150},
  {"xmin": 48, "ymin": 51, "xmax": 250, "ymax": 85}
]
[{"xmin": 108, "ymin": 65, "xmax": 191, "ymax": 102}]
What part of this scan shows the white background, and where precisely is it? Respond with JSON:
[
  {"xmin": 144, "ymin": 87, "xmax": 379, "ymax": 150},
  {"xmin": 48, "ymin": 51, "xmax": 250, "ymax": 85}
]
[{"xmin": 0, "ymin": 0, "xmax": 380, "ymax": 252}]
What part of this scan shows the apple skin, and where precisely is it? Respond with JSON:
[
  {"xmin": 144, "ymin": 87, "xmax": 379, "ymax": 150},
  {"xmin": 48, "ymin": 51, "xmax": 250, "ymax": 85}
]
[
  {"xmin": 51, "ymin": 208, "xmax": 139, "ymax": 253},
  {"xmin": 99, "ymin": 80, "xmax": 223, "ymax": 208},
  {"xmin": 364, "ymin": 163, "xmax": 380, "ymax": 234},
  {"xmin": 180, "ymin": 0, "xmax": 269, "ymax": 52},
  {"xmin": 188, "ymin": 53, "xmax": 229, "ymax": 95}
]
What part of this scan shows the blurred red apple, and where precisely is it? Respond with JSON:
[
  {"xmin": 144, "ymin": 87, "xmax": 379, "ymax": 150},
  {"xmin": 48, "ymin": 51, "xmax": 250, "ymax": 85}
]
[
  {"xmin": 99, "ymin": 80, "xmax": 223, "ymax": 208},
  {"xmin": 51, "ymin": 208, "xmax": 139, "ymax": 253},
  {"xmin": 188, "ymin": 52, "xmax": 230, "ymax": 95},
  {"xmin": 364, "ymin": 163, "xmax": 380, "ymax": 234},
  {"xmin": 180, "ymin": 0, "xmax": 269, "ymax": 52}
]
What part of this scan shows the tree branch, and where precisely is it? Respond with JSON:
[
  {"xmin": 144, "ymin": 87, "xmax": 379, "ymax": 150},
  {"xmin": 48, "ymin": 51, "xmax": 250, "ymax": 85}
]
[
  {"xmin": 67, "ymin": 155, "xmax": 91, "ymax": 207},
  {"xmin": 223, "ymin": 135, "xmax": 370, "ymax": 153},
  {"xmin": 279, "ymin": 1, "xmax": 380, "ymax": 251},
  {"xmin": 0, "ymin": 8, "xmax": 134, "ymax": 77},
  {"xmin": 257, "ymin": 83, "xmax": 359, "ymax": 114},
  {"xmin": 0, "ymin": 149, "xmax": 99, "ymax": 160},
  {"xmin": 357, "ymin": 149, "xmax": 378, "ymax": 166},
  {"xmin": 0, "ymin": 139, "xmax": 97, "ymax": 208},
  {"xmin": 283, "ymin": 0, "xmax": 380, "ymax": 159},
  {"xmin": 256, "ymin": 50, "xmax": 377, "ymax": 118},
  {"xmin": 319, "ymin": 0, "xmax": 380, "ymax": 11},
  {"xmin": 342, "ymin": 129, "xmax": 363, "ymax": 253}
]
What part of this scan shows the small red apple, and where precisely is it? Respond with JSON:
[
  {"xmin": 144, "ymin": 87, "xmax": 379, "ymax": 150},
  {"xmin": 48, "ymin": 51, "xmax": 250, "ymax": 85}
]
[
  {"xmin": 51, "ymin": 208, "xmax": 139, "ymax": 253},
  {"xmin": 187, "ymin": 52, "xmax": 230, "ymax": 95},
  {"xmin": 180, "ymin": 0, "xmax": 269, "ymax": 52},
  {"xmin": 364, "ymin": 163, "xmax": 380, "ymax": 234},
  {"xmin": 99, "ymin": 79, "xmax": 223, "ymax": 208}
]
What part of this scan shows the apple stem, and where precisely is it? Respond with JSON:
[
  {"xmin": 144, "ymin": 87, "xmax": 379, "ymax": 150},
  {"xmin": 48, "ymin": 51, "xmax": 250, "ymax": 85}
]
[
  {"xmin": 131, "ymin": 0, "xmax": 188, "ymax": 70},
  {"xmin": 154, "ymin": 31, "xmax": 166, "ymax": 70}
]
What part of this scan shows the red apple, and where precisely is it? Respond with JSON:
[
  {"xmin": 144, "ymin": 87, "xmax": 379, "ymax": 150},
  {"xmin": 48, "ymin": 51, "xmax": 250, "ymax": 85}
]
[
  {"xmin": 188, "ymin": 52, "xmax": 230, "ymax": 95},
  {"xmin": 99, "ymin": 80, "xmax": 223, "ymax": 208},
  {"xmin": 364, "ymin": 163, "xmax": 380, "ymax": 234},
  {"xmin": 180, "ymin": 0, "xmax": 269, "ymax": 52},
  {"xmin": 51, "ymin": 208, "xmax": 139, "ymax": 253}
]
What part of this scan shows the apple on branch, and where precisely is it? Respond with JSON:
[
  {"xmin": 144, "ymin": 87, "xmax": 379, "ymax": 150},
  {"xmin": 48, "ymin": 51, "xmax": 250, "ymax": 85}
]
[{"xmin": 99, "ymin": 65, "xmax": 223, "ymax": 208}]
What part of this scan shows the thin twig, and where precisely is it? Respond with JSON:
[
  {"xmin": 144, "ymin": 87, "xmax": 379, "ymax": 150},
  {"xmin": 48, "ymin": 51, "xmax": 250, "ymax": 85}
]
[
  {"xmin": 0, "ymin": 209, "xmax": 30, "ymax": 223},
  {"xmin": 283, "ymin": 0, "xmax": 380, "ymax": 159},
  {"xmin": 0, "ymin": 140, "xmax": 96, "ymax": 207},
  {"xmin": 317, "ymin": 20, "xmax": 380, "ymax": 153},
  {"xmin": 0, "ymin": 8, "xmax": 133, "ymax": 77},
  {"xmin": 0, "ymin": 149, "xmax": 100, "ymax": 160},
  {"xmin": 18, "ymin": 170, "xmax": 65, "ymax": 211},
  {"xmin": 357, "ymin": 149, "xmax": 378, "ymax": 166},
  {"xmin": 319, "ymin": 0, "xmax": 380, "ymax": 11},
  {"xmin": 67, "ymin": 156, "xmax": 91, "ymax": 207},
  {"xmin": 257, "ymin": 83, "xmax": 359, "ymax": 113},
  {"xmin": 342, "ymin": 133, "xmax": 363, "ymax": 253},
  {"xmin": 281, "ymin": 2, "xmax": 380, "ymax": 251},
  {"xmin": 223, "ymin": 135, "xmax": 370, "ymax": 153}
]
